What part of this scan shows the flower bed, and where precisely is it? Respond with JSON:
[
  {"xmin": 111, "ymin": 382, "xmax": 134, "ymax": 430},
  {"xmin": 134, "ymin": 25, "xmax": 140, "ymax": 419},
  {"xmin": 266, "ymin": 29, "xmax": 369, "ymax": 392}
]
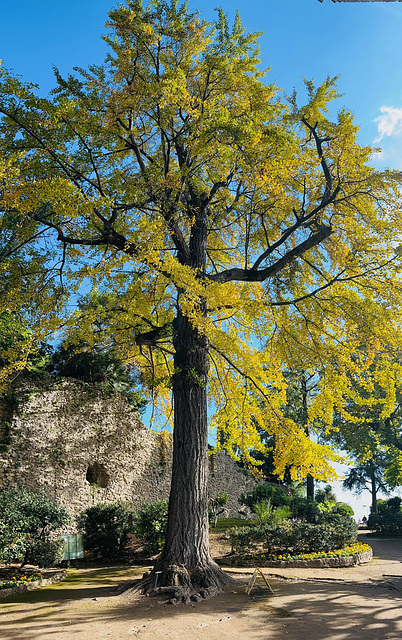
[
  {"xmin": 218, "ymin": 542, "xmax": 373, "ymax": 568},
  {"xmin": 0, "ymin": 572, "xmax": 45, "ymax": 590},
  {"xmin": 0, "ymin": 567, "xmax": 67, "ymax": 599}
]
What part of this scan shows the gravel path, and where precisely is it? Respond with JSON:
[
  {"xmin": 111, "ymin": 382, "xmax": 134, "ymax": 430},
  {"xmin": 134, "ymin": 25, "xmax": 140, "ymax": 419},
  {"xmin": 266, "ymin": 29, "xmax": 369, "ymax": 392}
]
[{"xmin": 0, "ymin": 535, "xmax": 400, "ymax": 640}]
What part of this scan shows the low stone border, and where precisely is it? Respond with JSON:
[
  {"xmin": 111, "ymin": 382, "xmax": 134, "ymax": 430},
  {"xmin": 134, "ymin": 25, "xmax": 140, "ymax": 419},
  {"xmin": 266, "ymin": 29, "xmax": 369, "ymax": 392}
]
[
  {"xmin": 0, "ymin": 571, "xmax": 67, "ymax": 599},
  {"xmin": 217, "ymin": 548, "xmax": 373, "ymax": 569}
]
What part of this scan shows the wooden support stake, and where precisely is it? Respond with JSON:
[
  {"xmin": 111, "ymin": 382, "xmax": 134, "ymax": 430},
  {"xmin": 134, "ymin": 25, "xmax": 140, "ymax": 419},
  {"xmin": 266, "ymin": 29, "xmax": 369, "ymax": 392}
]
[{"xmin": 245, "ymin": 568, "xmax": 274, "ymax": 595}]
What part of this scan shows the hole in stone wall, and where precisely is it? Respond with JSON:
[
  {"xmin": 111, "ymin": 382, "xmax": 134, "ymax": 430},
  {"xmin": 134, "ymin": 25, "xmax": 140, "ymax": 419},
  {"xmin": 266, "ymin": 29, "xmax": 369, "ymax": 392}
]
[{"xmin": 86, "ymin": 462, "xmax": 110, "ymax": 488}]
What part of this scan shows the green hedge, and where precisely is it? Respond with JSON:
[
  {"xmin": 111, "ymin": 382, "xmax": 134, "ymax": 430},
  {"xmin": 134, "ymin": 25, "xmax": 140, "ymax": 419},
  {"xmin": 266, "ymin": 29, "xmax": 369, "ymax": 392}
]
[
  {"xmin": 0, "ymin": 490, "xmax": 69, "ymax": 565},
  {"xmin": 230, "ymin": 518, "xmax": 357, "ymax": 555},
  {"xmin": 79, "ymin": 503, "xmax": 132, "ymax": 559},
  {"xmin": 133, "ymin": 500, "xmax": 168, "ymax": 555},
  {"xmin": 24, "ymin": 539, "xmax": 66, "ymax": 568},
  {"xmin": 368, "ymin": 497, "xmax": 402, "ymax": 535}
]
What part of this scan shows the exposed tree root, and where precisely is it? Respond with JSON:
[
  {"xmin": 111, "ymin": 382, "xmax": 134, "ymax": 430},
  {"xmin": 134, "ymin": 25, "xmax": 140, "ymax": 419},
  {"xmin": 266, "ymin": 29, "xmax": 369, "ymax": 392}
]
[{"xmin": 120, "ymin": 561, "xmax": 236, "ymax": 604}]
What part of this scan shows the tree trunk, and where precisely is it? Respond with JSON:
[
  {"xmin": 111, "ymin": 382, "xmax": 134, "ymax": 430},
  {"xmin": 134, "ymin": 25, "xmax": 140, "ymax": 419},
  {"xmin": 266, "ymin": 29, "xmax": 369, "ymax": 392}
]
[
  {"xmin": 306, "ymin": 474, "xmax": 315, "ymax": 501},
  {"xmin": 370, "ymin": 469, "xmax": 378, "ymax": 515},
  {"xmin": 301, "ymin": 375, "xmax": 315, "ymax": 502},
  {"xmin": 134, "ymin": 309, "xmax": 233, "ymax": 602},
  {"xmin": 129, "ymin": 207, "xmax": 234, "ymax": 602}
]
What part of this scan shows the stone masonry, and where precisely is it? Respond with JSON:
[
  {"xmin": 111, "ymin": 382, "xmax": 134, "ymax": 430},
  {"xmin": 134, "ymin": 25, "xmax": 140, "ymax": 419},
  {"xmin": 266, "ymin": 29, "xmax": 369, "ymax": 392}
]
[{"xmin": 0, "ymin": 378, "xmax": 256, "ymax": 526}]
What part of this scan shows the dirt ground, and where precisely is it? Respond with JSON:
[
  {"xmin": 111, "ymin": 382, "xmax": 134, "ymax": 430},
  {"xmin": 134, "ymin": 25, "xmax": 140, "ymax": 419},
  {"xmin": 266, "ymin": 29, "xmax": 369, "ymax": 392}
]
[{"xmin": 0, "ymin": 534, "xmax": 401, "ymax": 640}]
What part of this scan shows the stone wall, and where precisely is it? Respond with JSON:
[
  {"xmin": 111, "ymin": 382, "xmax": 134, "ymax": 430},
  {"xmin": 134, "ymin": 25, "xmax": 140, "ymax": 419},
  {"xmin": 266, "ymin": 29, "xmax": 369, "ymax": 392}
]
[{"xmin": 0, "ymin": 379, "xmax": 256, "ymax": 526}]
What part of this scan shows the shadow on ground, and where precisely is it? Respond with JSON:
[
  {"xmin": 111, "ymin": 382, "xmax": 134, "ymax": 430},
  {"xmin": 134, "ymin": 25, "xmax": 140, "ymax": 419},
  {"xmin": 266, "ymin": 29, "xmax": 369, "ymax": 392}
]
[{"xmin": 0, "ymin": 563, "xmax": 401, "ymax": 640}]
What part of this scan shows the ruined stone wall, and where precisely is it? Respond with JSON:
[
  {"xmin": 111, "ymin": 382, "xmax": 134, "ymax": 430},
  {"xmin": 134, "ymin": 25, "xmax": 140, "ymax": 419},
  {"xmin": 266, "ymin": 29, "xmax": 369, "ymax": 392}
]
[{"xmin": 0, "ymin": 379, "xmax": 256, "ymax": 526}]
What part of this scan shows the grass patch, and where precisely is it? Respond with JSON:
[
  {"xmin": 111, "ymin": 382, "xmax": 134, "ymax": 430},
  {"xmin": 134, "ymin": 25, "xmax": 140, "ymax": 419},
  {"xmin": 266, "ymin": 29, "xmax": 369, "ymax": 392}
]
[{"xmin": 211, "ymin": 518, "xmax": 254, "ymax": 532}]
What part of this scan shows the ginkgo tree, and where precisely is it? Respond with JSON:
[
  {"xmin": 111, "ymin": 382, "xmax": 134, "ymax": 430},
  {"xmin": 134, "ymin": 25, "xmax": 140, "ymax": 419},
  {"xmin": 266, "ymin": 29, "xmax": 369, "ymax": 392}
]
[
  {"xmin": 329, "ymin": 347, "xmax": 402, "ymax": 500},
  {"xmin": 1, "ymin": 0, "xmax": 402, "ymax": 601},
  {"xmin": 0, "ymin": 157, "xmax": 63, "ymax": 387}
]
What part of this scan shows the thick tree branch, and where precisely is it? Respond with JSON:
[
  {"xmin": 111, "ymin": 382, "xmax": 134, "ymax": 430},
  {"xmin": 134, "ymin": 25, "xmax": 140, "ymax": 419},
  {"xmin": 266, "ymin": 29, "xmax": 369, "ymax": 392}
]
[
  {"xmin": 135, "ymin": 322, "xmax": 173, "ymax": 347},
  {"xmin": 161, "ymin": 204, "xmax": 191, "ymax": 262},
  {"xmin": 302, "ymin": 118, "xmax": 333, "ymax": 199},
  {"xmin": 252, "ymin": 120, "xmax": 339, "ymax": 272},
  {"xmin": 252, "ymin": 188, "xmax": 338, "ymax": 271},
  {"xmin": 209, "ymin": 222, "xmax": 332, "ymax": 283}
]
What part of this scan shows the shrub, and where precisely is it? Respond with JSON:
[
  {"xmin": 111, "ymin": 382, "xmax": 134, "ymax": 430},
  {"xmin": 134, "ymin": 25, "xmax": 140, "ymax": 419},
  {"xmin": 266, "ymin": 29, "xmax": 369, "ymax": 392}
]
[
  {"xmin": 133, "ymin": 500, "xmax": 168, "ymax": 555},
  {"xmin": 368, "ymin": 497, "xmax": 402, "ymax": 535},
  {"xmin": 229, "ymin": 519, "xmax": 357, "ymax": 556},
  {"xmin": 230, "ymin": 526, "xmax": 265, "ymax": 554},
  {"xmin": 240, "ymin": 483, "xmax": 290, "ymax": 510},
  {"xmin": 331, "ymin": 502, "xmax": 354, "ymax": 518},
  {"xmin": 0, "ymin": 490, "xmax": 69, "ymax": 565},
  {"xmin": 328, "ymin": 518, "xmax": 358, "ymax": 548},
  {"xmin": 253, "ymin": 499, "xmax": 290, "ymax": 527},
  {"xmin": 386, "ymin": 497, "xmax": 402, "ymax": 511},
  {"xmin": 79, "ymin": 503, "xmax": 132, "ymax": 559},
  {"xmin": 271, "ymin": 522, "xmax": 317, "ymax": 553},
  {"xmin": 267, "ymin": 520, "xmax": 357, "ymax": 554},
  {"xmin": 319, "ymin": 506, "xmax": 354, "ymax": 525},
  {"xmin": 289, "ymin": 496, "xmax": 321, "ymax": 523},
  {"xmin": 0, "ymin": 533, "xmax": 29, "ymax": 565},
  {"xmin": 24, "ymin": 539, "xmax": 66, "ymax": 568}
]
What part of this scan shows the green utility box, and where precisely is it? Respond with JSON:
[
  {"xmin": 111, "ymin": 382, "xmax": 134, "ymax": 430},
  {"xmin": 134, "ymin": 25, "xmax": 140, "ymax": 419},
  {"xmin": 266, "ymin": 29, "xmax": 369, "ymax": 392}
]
[{"xmin": 60, "ymin": 534, "xmax": 84, "ymax": 560}]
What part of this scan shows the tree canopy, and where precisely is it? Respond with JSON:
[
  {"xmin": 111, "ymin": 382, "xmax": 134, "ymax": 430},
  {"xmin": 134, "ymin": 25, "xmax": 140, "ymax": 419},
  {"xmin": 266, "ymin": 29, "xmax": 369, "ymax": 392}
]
[
  {"xmin": 1, "ymin": 0, "xmax": 402, "ymax": 598},
  {"xmin": 0, "ymin": 311, "xmax": 50, "ymax": 389},
  {"xmin": 330, "ymin": 348, "xmax": 402, "ymax": 491},
  {"xmin": 343, "ymin": 455, "xmax": 390, "ymax": 514}
]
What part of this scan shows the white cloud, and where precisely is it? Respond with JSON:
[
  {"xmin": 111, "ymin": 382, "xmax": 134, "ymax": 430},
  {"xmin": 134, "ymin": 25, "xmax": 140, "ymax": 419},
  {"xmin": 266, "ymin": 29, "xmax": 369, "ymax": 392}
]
[
  {"xmin": 374, "ymin": 106, "xmax": 402, "ymax": 143},
  {"xmin": 370, "ymin": 148, "xmax": 384, "ymax": 161}
]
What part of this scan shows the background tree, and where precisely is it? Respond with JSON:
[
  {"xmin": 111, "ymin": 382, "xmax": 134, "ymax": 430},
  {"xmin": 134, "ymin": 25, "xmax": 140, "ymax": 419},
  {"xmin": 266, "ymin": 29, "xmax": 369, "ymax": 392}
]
[
  {"xmin": 329, "ymin": 347, "xmax": 402, "ymax": 510},
  {"xmin": 47, "ymin": 293, "xmax": 147, "ymax": 408},
  {"xmin": 237, "ymin": 370, "xmax": 321, "ymax": 493},
  {"xmin": 315, "ymin": 484, "xmax": 337, "ymax": 505},
  {"xmin": 49, "ymin": 339, "xmax": 146, "ymax": 409},
  {"xmin": 1, "ymin": 1, "xmax": 402, "ymax": 599},
  {"xmin": 343, "ymin": 455, "xmax": 391, "ymax": 515},
  {"xmin": 0, "ymin": 311, "xmax": 51, "ymax": 391},
  {"xmin": 281, "ymin": 370, "xmax": 322, "ymax": 499},
  {"xmin": 368, "ymin": 496, "xmax": 402, "ymax": 535}
]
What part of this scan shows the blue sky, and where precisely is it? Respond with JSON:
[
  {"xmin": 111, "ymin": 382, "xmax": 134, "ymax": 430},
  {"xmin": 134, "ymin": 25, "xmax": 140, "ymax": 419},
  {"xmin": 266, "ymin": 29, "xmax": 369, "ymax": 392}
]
[
  {"xmin": 2, "ymin": 0, "xmax": 402, "ymax": 168},
  {"xmin": 2, "ymin": 0, "xmax": 401, "ymax": 516}
]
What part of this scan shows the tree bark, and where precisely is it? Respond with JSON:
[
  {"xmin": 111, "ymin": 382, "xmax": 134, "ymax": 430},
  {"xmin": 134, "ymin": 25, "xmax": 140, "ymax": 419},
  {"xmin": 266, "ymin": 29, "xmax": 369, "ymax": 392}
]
[
  {"xmin": 301, "ymin": 375, "xmax": 315, "ymax": 502},
  {"xmin": 370, "ymin": 468, "xmax": 378, "ymax": 515},
  {"xmin": 132, "ymin": 308, "xmax": 234, "ymax": 603},
  {"xmin": 306, "ymin": 474, "xmax": 315, "ymax": 501},
  {"xmin": 129, "ymin": 207, "xmax": 234, "ymax": 602}
]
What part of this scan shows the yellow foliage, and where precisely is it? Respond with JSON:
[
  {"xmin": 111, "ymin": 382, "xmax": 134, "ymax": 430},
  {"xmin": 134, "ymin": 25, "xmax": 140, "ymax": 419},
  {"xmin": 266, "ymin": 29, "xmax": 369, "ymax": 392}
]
[{"xmin": 1, "ymin": 3, "xmax": 402, "ymax": 483}]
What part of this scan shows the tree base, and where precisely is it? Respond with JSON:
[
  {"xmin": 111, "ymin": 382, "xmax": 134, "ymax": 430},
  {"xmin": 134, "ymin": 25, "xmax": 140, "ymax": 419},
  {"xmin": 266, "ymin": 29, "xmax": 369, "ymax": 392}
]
[{"xmin": 121, "ymin": 561, "xmax": 236, "ymax": 604}]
